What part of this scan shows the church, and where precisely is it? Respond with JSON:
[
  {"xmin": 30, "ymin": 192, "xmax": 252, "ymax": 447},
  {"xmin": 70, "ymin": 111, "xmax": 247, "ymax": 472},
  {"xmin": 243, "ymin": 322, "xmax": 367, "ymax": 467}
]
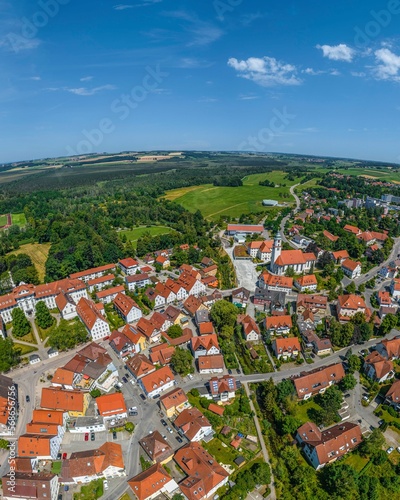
[{"xmin": 270, "ymin": 231, "xmax": 316, "ymax": 276}]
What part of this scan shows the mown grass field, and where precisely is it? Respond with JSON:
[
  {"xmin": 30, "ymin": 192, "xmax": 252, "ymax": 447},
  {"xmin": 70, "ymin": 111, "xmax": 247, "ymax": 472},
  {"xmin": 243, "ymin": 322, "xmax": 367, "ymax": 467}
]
[
  {"xmin": 163, "ymin": 171, "xmax": 297, "ymax": 220},
  {"xmin": 12, "ymin": 213, "xmax": 27, "ymax": 226},
  {"xmin": 120, "ymin": 225, "xmax": 174, "ymax": 244},
  {"xmin": 10, "ymin": 242, "xmax": 51, "ymax": 282},
  {"xmin": 0, "ymin": 214, "xmax": 7, "ymax": 226}
]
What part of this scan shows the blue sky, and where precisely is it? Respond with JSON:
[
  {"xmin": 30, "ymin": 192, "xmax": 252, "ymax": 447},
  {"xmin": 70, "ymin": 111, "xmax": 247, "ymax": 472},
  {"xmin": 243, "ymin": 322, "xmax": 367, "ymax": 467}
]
[{"xmin": 1, "ymin": 0, "xmax": 400, "ymax": 163}]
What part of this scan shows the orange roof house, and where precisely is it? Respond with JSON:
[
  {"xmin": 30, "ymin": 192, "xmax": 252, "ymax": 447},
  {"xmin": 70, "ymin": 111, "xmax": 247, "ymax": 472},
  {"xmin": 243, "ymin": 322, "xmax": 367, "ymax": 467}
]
[
  {"xmin": 52, "ymin": 368, "xmax": 74, "ymax": 388},
  {"xmin": 140, "ymin": 366, "xmax": 175, "ymax": 398},
  {"xmin": 139, "ymin": 431, "xmax": 173, "ymax": 464},
  {"xmin": 174, "ymin": 407, "xmax": 212, "ymax": 442},
  {"xmin": 160, "ymin": 387, "xmax": 189, "ymax": 417},
  {"xmin": 330, "ymin": 250, "xmax": 349, "ymax": 262},
  {"xmin": 323, "ymin": 230, "xmax": 339, "ymax": 242},
  {"xmin": 96, "ymin": 393, "xmax": 127, "ymax": 419},
  {"xmin": 264, "ymin": 315, "xmax": 292, "ymax": 334},
  {"xmin": 40, "ymin": 387, "xmax": 87, "ymax": 415},
  {"xmin": 149, "ymin": 344, "xmax": 175, "ymax": 366},
  {"xmin": 197, "ymin": 355, "xmax": 224, "ymax": 373},
  {"xmin": 259, "ymin": 271, "xmax": 293, "ymax": 291},
  {"xmin": 70, "ymin": 263, "xmax": 115, "ymax": 281},
  {"xmin": 336, "ymin": 294, "xmax": 370, "ymax": 321},
  {"xmin": 343, "ymin": 224, "xmax": 361, "ymax": 235},
  {"xmin": 292, "ymin": 363, "xmax": 345, "ymax": 399},
  {"xmin": 126, "ymin": 353, "xmax": 155, "ymax": 379},
  {"xmin": 272, "ymin": 337, "xmax": 301, "ymax": 359},
  {"xmin": 18, "ymin": 435, "xmax": 55, "ymax": 459},
  {"xmin": 175, "ymin": 442, "xmax": 229, "ymax": 500},
  {"xmin": 128, "ymin": 463, "xmax": 177, "ymax": 500},
  {"xmin": 294, "ymin": 274, "xmax": 318, "ymax": 291}
]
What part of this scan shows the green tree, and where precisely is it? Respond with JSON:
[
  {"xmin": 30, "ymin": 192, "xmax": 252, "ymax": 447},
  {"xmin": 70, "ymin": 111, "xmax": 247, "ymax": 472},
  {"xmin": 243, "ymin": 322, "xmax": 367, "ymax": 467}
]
[
  {"xmin": 90, "ymin": 388, "xmax": 101, "ymax": 398},
  {"xmin": 281, "ymin": 415, "xmax": 302, "ymax": 435},
  {"xmin": 322, "ymin": 463, "xmax": 358, "ymax": 499},
  {"xmin": 380, "ymin": 313, "xmax": 398, "ymax": 335},
  {"xmin": 0, "ymin": 439, "xmax": 9, "ymax": 449},
  {"xmin": 125, "ymin": 422, "xmax": 135, "ymax": 433},
  {"xmin": 170, "ymin": 347, "xmax": 193, "ymax": 376},
  {"xmin": 11, "ymin": 308, "xmax": 31, "ymax": 338},
  {"xmin": 340, "ymin": 373, "xmax": 357, "ymax": 391},
  {"xmin": 0, "ymin": 338, "xmax": 20, "ymax": 372},
  {"xmin": 167, "ymin": 324, "xmax": 183, "ymax": 339},
  {"xmin": 48, "ymin": 318, "xmax": 87, "ymax": 350},
  {"xmin": 251, "ymin": 462, "xmax": 271, "ymax": 485},
  {"xmin": 35, "ymin": 301, "xmax": 54, "ymax": 329},
  {"xmin": 359, "ymin": 429, "xmax": 385, "ymax": 457},
  {"xmin": 210, "ymin": 300, "xmax": 239, "ymax": 330},
  {"xmin": 220, "ymin": 324, "xmax": 234, "ymax": 340},
  {"xmin": 346, "ymin": 281, "xmax": 356, "ymax": 294},
  {"xmin": 347, "ymin": 354, "xmax": 361, "ymax": 373}
]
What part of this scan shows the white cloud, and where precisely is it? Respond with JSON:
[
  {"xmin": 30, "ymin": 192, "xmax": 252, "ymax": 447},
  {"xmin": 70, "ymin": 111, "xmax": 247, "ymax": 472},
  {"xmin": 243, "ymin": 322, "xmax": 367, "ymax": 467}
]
[
  {"xmin": 228, "ymin": 56, "xmax": 301, "ymax": 87},
  {"xmin": 164, "ymin": 11, "xmax": 223, "ymax": 47},
  {"xmin": 374, "ymin": 48, "xmax": 400, "ymax": 82},
  {"xmin": 0, "ymin": 35, "xmax": 40, "ymax": 52},
  {"xmin": 198, "ymin": 97, "xmax": 218, "ymax": 102},
  {"xmin": 351, "ymin": 71, "xmax": 366, "ymax": 78},
  {"xmin": 47, "ymin": 84, "xmax": 117, "ymax": 96},
  {"xmin": 80, "ymin": 76, "xmax": 93, "ymax": 82},
  {"xmin": 239, "ymin": 94, "xmax": 259, "ymax": 100},
  {"xmin": 316, "ymin": 44, "xmax": 355, "ymax": 62},
  {"xmin": 113, "ymin": 4, "xmax": 134, "ymax": 9},
  {"xmin": 29, "ymin": 76, "xmax": 41, "ymax": 81}
]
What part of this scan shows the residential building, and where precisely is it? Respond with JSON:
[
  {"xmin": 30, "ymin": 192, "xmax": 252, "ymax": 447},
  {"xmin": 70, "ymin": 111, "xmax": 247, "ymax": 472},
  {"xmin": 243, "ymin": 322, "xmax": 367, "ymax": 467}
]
[
  {"xmin": 376, "ymin": 336, "xmax": 400, "ymax": 360},
  {"xmin": 294, "ymin": 274, "xmax": 318, "ymax": 292},
  {"xmin": 330, "ymin": 250, "xmax": 350, "ymax": 264},
  {"xmin": 17, "ymin": 434, "xmax": 60, "ymax": 460},
  {"xmin": 238, "ymin": 314, "xmax": 261, "ymax": 342},
  {"xmin": 109, "ymin": 327, "xmax": 145, "ymax": 358},
  {"xmin": 126, "ymin": 273, "xmax": 151, "ymax": 291},
  {"xmin": 364, "ymin": 351, "xmax": 394, "ymax": 383},
  {"xmin": 175, "ymin": 442, "xmax": 229, "ymax": 500},
  {"xmin": 70, "ymin": 263, "xmax": 115, "ymax": 283},
  {"xmin": 378, "ymin": 290, "xmax": 392, "ymax": 306},
  {"xmin": 174, "ymin": 407, "xmax": 213, "ymax": 442},
  {"xmin": 341, "ymin": 259, "xmax": 362, "ymax": 279},
  {"xmin": 113, "ymin": 293, "xmax": 142, "ymax": 323},
  {"xmin": 292, "ymin": 363, "xmax": 345, "ymax": 400},
  {"xmin": 272, "ymin": 337, "xmax": 301, "ymax": 360},
  {"xmin": 191, "ymin": 334, "xmax": 220, "ymax": 358},
  {"xmin": 96, "ymin": 393, "xmax": 127, "ymax": 422},
  {"xmin": 140, "ymin": 366, "xmax": 176, "ymax": 398},
  {"xmin": 343, "ymin": 224, "xmax": 361, "ymax": 236},
  {"xmin": 140, "ymin": 431, "xmax": 174, "ymax": 464},
  {"xmin": 208, "ymin": 375, "xmax": 237, "ymax": 401},
  {"xmin": 264, "ymin": 315, "xmax": 292, "ymax": 336},
  {"xmin": 128, "ymin": 463, "xmax": 179, "ymax": 500},
  {"xmin": 127, "ymin": 354, "xmax": 156, "ymax": 380},
  {"xmin": 149, "ymin": 344, "xmax": 175, "ymax": 366},
  {"xmin": 297, "ymin": 294, "xmax": 328, "ymax": 317},
  {"xmin": 61, "ymin": 442, "xmax": 125, "ymax": 483},
  {"xmin": 253, "ymin": 288, "xmax": 286, "ymax": 312},
  {"xmin": 40, "ymin": 387, "xmax": 90, "ymax": 417},
  {"xmin": 160, "ymin": 387, "xmax": 190, "ymax": 418},
  {"xmin": 118, "ymin": 257, "xmax": 139, "ymax": 275},
  {"xmin": 296, "ymin": 421, "xmax": 362, "ymax": 469},
  {"xmin": 87, "ymin": 274, "xmax": 115, "ymax": 293},
  {"xmin": 385, "ymin": 379, "xmax": 400, "ymax": 410},
  {"xmin": 390, "ymin": 278, "xmax": 400, "ymax": 300},
  {"xmin": 336, "ymin": 294, "xmax": 370, "ymax": 321},
  {"xmin": 2, "ymin": 472, "xmax": 58, "ymax": 500},
  {"xmin": 231, "ymin": 287, "xmax": 250, "ymax": 307},
  {"xmin": 323, "ymin": 230, "xmax": 339, "ymax": 242},
  {"xmin": 51, "ymin": 368, "xmax": 74, "ymax": 390},
  {"xmin": 258, "ymin": 271, "xmax": 293, "ymax": 294},
  {"xmin": 96, "ymin": 285, "xmax": 126, "ymax": 304},
  {"xmin": 183, "ymin": 295, "xmax": 206, "ymax": 316},
  {"xmin": 76, "ymin": 297, "xmax": 110, "ymax": 341},
  {"xmin": 197, "ymin": 355, "xmax": 224, "ymax": 374},
  {"xmin": 156, "ymin": 255, "xmax": 170, "ymax": 268}
]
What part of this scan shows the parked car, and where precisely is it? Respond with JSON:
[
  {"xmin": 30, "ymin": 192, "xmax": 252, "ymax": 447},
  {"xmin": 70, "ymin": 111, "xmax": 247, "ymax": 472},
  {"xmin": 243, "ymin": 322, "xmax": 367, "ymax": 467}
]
[
  {"xmin": 112, "ymin": 431, "xmax": 117, "ymax": 440},
  {"xmin": 103, "ymin": 479, "xmax": 109, "ymax": 490},
  {"xmin": 62, "ymin": 453, "xmax": 67, "ymax": 460},
  {"xmin": 167, "ymin": 426, "xmax": 173, "ymax": 434},
  {"xmin": 176, "ymin": 436, "xmax": 183, "ymax": 443},
  {"xmin": 25, "ymin": 395, "xmax": 30, "ymax": 403},
  {"xmin": 64, "ymin": 485, "xmax": 69, "ymax": 491},
  {"xmin": 344, "ymin": 393, "xmax": 351, "ymax": 398},
  {"xmin": 188, "ymin": 373, "xmax": 193, "ymax": 380},
  {"xmin": 125, "ymin": 373, "xmax": 130, "ymax": 378},
  {"xmin": 161, "ymin": 419, "xmax": 167, "ymax": 427},
  {"xmin": 84, "ymin": 433, "xmax": 89, "ymax": 441},
  {"xmin": 129, "ymin": 406, "xmax": 137, "ymax": 412},
  {"xmin": 91, "ymin": 433, "xmax": 95, "ymax": 441},
  {"xmin": 378, "ymin": 419, "xmax": 385, "ymax": 426},
  {"xmin": 387, "ymin": 447, "xmax": 394, "ymax": 454},
  {"xmin": 236, "ymin": 368, "xmax": 241, "ymax": 374},
  {"xmin": 228, "ymin": 369, "xmax": 232, "ymax": 375},
  {"xmin": 57, "ymin": 452, "xmax": 62, "ymax": 460},
  {"xmin": 129, "ymin": 410, "xmax": 138, "ymax": 416},
  {"xmin": 122, "ymin": 377, "xmax": 128, "ymax": 383},
  {"xmin": 397, "ymin": 447, "xmax": 400, "ymax": 453},
  {"xmin": 140, "ymin": 394, "xmax": 146, "ymax": 401},
  {"xmin": 153, "ymin": 394, "xmax": 160, "ymax": 399}
]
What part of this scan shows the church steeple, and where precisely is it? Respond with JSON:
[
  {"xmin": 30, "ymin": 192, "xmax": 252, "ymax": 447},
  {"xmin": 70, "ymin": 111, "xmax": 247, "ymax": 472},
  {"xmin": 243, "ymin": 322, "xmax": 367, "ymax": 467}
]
[{"xmin": 271, "ymin": 231, "xmax": 282, "ymax": 271}]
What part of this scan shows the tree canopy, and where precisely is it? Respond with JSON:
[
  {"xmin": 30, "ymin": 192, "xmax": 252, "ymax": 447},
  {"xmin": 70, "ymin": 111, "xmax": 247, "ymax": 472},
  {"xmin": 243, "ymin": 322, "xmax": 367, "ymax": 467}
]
[{"xmin": 11, "ymin": 308, "xmax": 31, "ymax": 338}]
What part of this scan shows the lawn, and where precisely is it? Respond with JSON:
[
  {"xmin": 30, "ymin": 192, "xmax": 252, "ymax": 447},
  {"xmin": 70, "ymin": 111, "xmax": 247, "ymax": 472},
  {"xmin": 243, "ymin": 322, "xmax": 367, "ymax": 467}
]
[
  {"xmin": 163, "ymin": 171, "xmax": 297, "ymax": 220},
  {"xmin": 73, "ymin": 479, "xmax": 104, "ymax": 500},
  {"xmin": 51, "ymin": 461, "xmax": 62, "ymax": 474},
  {"xmin": 0, "ymin": 214, "xmax": 7, "ymax": 226},
  {"xmin": 11, "ymin": 213, "xmax": 27, "ymax": 227},
  {"xmin": 16, "ymin": 332, "xmax": 37, "ymax": 344},
  {"xmin": 294, "ymin": 400, "xmax": 323, "ymax": 425},
  {"xmin": 118, "ymin": 494, "xmax": 131, "ymax": 500},
  {"xmin": 203, "ymin": 437, "xmax": 240, "ymax": 467},
  {"xmin": 342, "ymin": 453, "xmax": 369, "ymax": 473},
  {"xmin": 13, "ymin": 343, "xmax": 38, "ymax": 355},
  {"xmin": 10, "ymin": 242, "xmax": 51, "ymax": 282},
  {"xmin": 120, "ymin": 225, "xmax": 174, "ymax": 244}
]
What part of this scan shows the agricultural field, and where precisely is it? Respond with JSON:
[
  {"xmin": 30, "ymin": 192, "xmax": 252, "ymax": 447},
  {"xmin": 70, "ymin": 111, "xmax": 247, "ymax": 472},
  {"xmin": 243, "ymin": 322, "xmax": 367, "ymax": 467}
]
[
  {"xmin": 10, "ymin": 242, "xmax": 51, "ymax": 282},
  {"xmin": 0, "ymin": 214, "xmax": 7, "ymax": 226},
  {"xmin": 163, "ymin": 171, "xmax": 297, "ymax": 220},
  {"xmin": 120, "ymin": 225, "xmax": 174, "ymax": 244}
]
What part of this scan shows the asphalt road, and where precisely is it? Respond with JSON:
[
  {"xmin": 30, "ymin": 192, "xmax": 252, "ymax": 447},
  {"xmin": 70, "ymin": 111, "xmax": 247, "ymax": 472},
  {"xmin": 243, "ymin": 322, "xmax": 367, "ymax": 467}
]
[{"xmin": 279, "ymin": 183, "xmax": 300, "ymax": 249}]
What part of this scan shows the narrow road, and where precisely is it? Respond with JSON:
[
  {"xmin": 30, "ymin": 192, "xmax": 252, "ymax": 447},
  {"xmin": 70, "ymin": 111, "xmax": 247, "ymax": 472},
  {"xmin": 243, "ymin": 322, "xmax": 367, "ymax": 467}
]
[
  {"xmin": 279, "ymin": 183, "xmax": 300, "ymax": 249},
  {"xmin": 243, "ymin": 382, "xmax": 276, "ymax": 500}
]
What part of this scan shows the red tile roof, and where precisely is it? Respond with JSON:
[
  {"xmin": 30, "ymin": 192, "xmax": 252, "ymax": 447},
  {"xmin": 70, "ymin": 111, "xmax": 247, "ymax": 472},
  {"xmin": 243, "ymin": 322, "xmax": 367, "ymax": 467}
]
[
  {"xmin": 140, "ymin": 366, "xmax": 175, "ymax": 394},
  {"xmin": 96, "ymin": 393, "xmax": 127, "ymax": 417},
  {"xmin": 76, "ymin": 297, "xmax": 107, "ymax": 330},
  {"xmin": 128, "ymin": 463, "xmax": 173, "ymax": 500},
  {"xmin": 113, "ymin": 292, "xmax": 140, "ymax": 316},
  {"xmin": 119, "ymin": 257, "xmax": 139, "ymax": 268},
  {"xmin": 70, "ymin": 263, "xmax": 115, "ymax": 280}
]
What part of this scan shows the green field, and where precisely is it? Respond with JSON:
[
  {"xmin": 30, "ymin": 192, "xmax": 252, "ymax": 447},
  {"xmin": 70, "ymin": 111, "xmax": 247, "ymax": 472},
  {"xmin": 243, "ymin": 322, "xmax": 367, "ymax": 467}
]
[
  {"xmin": 12, "ymin": 213, "xmax": 27, "ymax": 226},
  {"xmin": 0, "ymin": 215, "xmax": 7, "ymax": 226},
  {"xmin": 163, "ymin": 171, "xmax": 297, "ymax": 220},
  {"xmin": 120, "ymin": 225, "xmax": 174, "ymax": 243}
]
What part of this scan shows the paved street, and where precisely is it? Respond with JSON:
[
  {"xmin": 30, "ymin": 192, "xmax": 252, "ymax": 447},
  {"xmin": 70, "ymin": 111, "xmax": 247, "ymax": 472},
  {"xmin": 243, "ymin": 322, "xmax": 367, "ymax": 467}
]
[{"xmin": 280, "ymin": 183, "xmax": 300, "ymax": 249}]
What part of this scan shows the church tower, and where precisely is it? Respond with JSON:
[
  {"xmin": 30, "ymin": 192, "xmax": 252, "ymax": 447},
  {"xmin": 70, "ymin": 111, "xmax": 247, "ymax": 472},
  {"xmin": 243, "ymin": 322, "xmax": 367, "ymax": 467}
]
[{"xmin": 271, "ymin": 231, "xmax": 282, "ymax": 273}]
